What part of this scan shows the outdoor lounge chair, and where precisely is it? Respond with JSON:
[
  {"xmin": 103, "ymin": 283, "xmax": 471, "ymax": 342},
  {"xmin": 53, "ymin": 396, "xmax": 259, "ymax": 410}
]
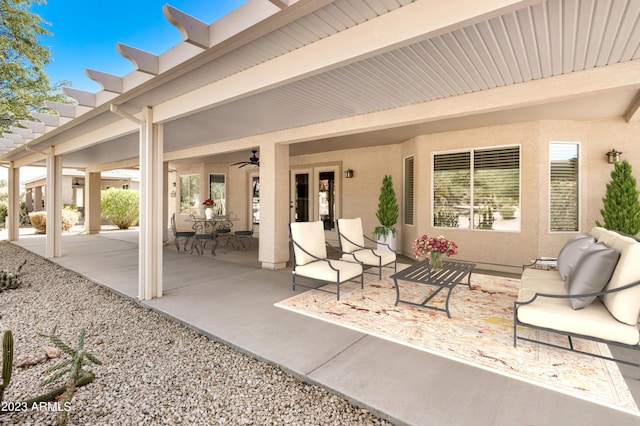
[
  {"xmin": 336, "ymin": 218, "xmax": 396, "ymax": 279},
  {"xmin": 171, "ymin": 213, "xmax": 195, "ymax": 252},
  {"xmin": 290, "ymin": 221, "xmax": 363, "ymax": 300}
]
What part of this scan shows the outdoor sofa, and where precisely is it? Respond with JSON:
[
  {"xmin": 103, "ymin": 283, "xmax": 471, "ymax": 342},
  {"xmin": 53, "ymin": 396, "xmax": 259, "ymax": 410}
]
[{"xmin": 514, "ymin": 227, "xmax": 640, "ymax": 366}]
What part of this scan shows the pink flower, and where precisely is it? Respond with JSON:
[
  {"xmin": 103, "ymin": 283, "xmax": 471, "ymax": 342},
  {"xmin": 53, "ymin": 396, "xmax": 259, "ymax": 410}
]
[{"xmin": 412, "ymin": 234, "xmax": 458, "ymax": 260}]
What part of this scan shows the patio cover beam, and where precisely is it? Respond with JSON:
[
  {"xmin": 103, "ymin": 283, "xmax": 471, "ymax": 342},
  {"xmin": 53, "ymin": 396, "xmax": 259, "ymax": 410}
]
[{"xmin": 153, "ymin": 0, "xmax": 534, "ymax": 122}]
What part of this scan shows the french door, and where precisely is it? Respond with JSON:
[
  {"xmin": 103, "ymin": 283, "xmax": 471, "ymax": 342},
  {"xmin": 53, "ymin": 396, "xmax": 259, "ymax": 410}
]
[{"xmin": 290, "ymin": 165, "xmax": 340, "ymax": 238}]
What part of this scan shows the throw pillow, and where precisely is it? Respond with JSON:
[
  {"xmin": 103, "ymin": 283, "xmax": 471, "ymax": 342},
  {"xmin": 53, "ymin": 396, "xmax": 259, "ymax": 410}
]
[
  {"xmin": 565, "ymin": 242, "xmax": 620, "ymax": 310},
  {"xmin": 557, "ymin": 233, "xmax": 595, "ymax": 283}
]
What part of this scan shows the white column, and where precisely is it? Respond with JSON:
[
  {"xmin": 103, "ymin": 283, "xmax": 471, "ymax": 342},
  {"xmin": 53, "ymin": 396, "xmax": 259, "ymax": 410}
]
[
  {"xmin": 258, "ymin": 143, "xmax": 289, "ymax": 270},
  {"xmin": 46, "ymin": 148, "xmax": 62, "ymax": 258},
  {"xmin": 84, "ymin": 172, "xmax": 102, "ymax": 234},
  {"xmin": 138, "ymin": 107, "xmax": 164, "ymax": 300},
  {"xmin": 163, "ymin": 161, "xmax": 169, "ymax": 242},
  {"xmin": 34, "ymin": 187, "xmax": 43, "ymax": 211},
  {"xmin": 7, "ymin": 164, "xmax": 20, "ymax": 241}
]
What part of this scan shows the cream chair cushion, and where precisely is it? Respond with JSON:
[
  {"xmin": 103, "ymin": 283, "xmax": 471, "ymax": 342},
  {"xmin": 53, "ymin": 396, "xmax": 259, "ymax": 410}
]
[
  {"xmin": 341, "ymin": 250, "xmax": 396, "ymax": 267},
  {"xmin": 337, "ymin": 218, "xmax": 365, "ymax": 253},
  {"xmin": 295, "ymin": 260, "xmax": 363, "ymax": 283},
  {"xmin": 290, "ymin": 221, "xmax": 327, "ymax": 266}
]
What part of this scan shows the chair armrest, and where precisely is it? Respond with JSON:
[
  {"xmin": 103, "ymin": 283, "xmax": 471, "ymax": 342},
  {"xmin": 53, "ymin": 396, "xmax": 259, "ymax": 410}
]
[
  {"xmin": 515, "ymin": 279, "xmax": 640, "ymax": 307},
  {"xmin": 522, "ymin": 257, "xmax": 557, "ymax": 271},
  {"xmin": 363, "ymin": 234, "xmax": 396, "ymax": 253},
  {"xmin": 291, "ymin": 239, "xmax": 358, "ymax": 271}
]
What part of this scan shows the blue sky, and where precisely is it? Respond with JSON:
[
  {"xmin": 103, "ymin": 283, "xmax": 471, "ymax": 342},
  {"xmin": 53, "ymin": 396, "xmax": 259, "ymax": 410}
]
[
  {"xmin": 0, "ymin": 1, "xmax": 247, "ymax": 183},
  {"xmin": 32, "ymin": 0, "xmax": 248, "ymax": 93}
]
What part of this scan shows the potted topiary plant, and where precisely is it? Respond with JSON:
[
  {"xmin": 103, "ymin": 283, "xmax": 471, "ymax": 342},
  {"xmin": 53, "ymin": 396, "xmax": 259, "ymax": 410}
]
[
  {"xmin": 596, "ymin": 159, "xmax": 640, "ymax": 235},
  {"xmin": 374, "ymin": 175, "xmax": 399, "ymax": 251}
]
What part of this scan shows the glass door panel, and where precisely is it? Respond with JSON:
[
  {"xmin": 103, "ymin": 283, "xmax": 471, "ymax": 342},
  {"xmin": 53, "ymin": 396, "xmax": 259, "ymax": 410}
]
[
  {"xmin": 293, "ymin": 172, "xmax": 310, "ymax": 222},
  {"xmin": 318, "ymin": 171, "xmax": 335, "ymax": 231}
]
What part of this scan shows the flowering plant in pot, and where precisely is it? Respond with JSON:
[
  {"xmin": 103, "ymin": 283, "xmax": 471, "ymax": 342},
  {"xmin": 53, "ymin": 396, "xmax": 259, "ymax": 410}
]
[
  {"xmin": 412, "ymin": 234, "xmax": 458, "ymax": 271},
  {"xmin": 202, "ymin": 198, "xmax": 216, "ymax": 219},
  {"xmin": 373, "ymin": 175, "xmax": 399, "ymax": 251}
]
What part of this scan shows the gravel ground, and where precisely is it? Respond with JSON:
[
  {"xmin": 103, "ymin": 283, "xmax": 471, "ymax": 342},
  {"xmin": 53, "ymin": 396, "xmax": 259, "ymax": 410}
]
[{"xmin": 0, "ymin": 242, "xmax": 391, "ymax": 425}]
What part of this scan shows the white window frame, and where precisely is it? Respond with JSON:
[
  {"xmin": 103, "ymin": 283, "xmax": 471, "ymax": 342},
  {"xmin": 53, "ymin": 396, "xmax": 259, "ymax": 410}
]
[
  {"xmin": 208, "ymin": 173, "xmax": 227, "ymax": 215},
  {"xmin": 179, "ymin": 174, "xmax": 200, "ymax": 215},
  {"xmin": 403, "ymin": 156, "xmax": 415, "ymax": 226},
  {"xmin": 432, "ymin": 145, "xmax": 521, "ymax": 232},
  {"xmin": 549, "ymin": 142, "xmax": 581, "ymax": 233}
]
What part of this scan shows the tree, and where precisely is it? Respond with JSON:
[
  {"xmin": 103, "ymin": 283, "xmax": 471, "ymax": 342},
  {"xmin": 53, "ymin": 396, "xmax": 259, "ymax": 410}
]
[
  {"xmin": 374, "ymin": 175, "xmax": 399, "ymax": 239},
  {"xmin": 0, "ymin": 0, "xmax": 70, "ymax": 133},
  {"xmin": 596, "ymin": 160, "xmax": 640, "ymax": 236}
]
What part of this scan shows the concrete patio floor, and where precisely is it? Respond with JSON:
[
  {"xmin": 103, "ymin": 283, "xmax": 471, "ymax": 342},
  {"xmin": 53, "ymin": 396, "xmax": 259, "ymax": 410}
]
[{"xmin": 7, "ymin": 229, "xmax": 640, "ymax": 426}]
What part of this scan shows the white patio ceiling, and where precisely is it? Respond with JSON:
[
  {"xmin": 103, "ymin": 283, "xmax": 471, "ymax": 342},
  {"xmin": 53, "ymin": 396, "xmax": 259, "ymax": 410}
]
[{"xmin": 3, "ymin": 0, "xmax": 640, "ymax": 168}]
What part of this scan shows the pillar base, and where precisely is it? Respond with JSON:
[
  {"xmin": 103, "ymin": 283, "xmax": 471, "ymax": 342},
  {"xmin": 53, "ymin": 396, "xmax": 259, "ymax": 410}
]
[{"xmin": 261, "ymin": 261, "xmax": 287, "ymax": 270}]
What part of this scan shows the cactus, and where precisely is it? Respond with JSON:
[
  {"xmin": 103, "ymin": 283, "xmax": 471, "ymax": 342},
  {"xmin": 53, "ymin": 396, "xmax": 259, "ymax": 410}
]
[
  {"xmin": 0, "ymin": 328, "xmax": 101, "ymax": 416},
  {"xmin": 0, "ymin": 260, "xmax": 26, "ymax": 292},
  {"xmin": 1, "ymin": 330, "xmax": 14, "ymax": 402}
]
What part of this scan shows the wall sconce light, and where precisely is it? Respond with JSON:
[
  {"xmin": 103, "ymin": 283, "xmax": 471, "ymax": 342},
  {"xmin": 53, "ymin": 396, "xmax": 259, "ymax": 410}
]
[
  {"xmin": 606, "ymin": 148, "xmax": 622, "ymax": 164},
  {"xmin": 344, "ymin": 169, "xmax": 354, "ymax": 179}
]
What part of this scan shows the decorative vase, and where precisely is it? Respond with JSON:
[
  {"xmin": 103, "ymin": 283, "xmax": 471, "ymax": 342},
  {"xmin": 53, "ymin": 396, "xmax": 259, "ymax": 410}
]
[
  {"xmin": 205, "ymin": 208, "xmax": 214, "ymax": 220},
  {"xmin": 429, "ymin": 251, "xmax": 442, "ymax": 271}
]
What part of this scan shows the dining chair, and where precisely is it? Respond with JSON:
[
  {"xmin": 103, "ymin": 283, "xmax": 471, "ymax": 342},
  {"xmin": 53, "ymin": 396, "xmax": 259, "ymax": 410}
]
[
  {"xmin": 188, "ymin": 213, "xmax": 217, "ymax": 256},
  {"xmin": 171, "ymin": 213, "xmax": 195, "ymax": 252},
  {"xmin": 233, "ymin": 222, "xmax": 255, "ymax": 249}
]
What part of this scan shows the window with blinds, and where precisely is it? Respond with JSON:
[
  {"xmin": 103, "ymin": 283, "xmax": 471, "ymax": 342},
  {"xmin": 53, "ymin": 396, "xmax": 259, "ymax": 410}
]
[
  {"xmin": 404, "ymin": 156, "xmax": 414, "ymax": 225},
  {"xmin": 550, "ymin": 143, "xmax": 579, "ymax": 232},
  {"xmin": 433, "ymin": 146, "xmax": 520, "ymax": 231}
]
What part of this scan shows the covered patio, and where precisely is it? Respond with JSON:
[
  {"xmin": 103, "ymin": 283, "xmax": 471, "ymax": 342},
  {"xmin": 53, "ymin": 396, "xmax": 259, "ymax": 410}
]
[
  {"xmin": 8, "ymin": 230, "xmax": 640, "ymax": 425},
  {"xmin": 2, "ymin": 0, "xmax": 640, "ymax": 302}
]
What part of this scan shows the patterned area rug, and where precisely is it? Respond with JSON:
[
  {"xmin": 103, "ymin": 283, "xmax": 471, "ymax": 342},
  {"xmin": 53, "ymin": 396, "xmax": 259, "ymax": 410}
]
[{"xmin": 275, "ymin": 265, "xmax": 639, "ymax": 415}]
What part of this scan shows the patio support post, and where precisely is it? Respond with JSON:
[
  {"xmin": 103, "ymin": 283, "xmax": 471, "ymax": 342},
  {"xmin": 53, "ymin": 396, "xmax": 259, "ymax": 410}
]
[
  {"xmin": 138, "ymin": 107, "xmax": 164, "ymax": 300},
  {"xmin": 45, "ymin": 147, "xmax": 62, "ymax": 258},
  {"xmin": 84, "ymin": 172, "xmax": 102, "ymax": 234},
  {"xmin": 258, "ymin": 143, "xmax": 289, "ymax": 270},
  {"xmin": 162, "ymin": 161, "xmax": 169, "ymax": 243},
  {"xmin": 34, "ymin": 186, "xmax": 43, "ymax": 211},
  {"xmin": 6, "ymin": 163, "xmax": 20, "ymax": 241}
]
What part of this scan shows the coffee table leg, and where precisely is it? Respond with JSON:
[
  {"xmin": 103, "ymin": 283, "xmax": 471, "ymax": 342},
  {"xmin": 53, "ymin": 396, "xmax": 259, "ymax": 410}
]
[
  {"xmin": 444, "ymin": 286, "xmax": 454, "ymax": 318},
  {"xmin": 394, "ymin": 279, "xmax": 400, "ymax": 306}
]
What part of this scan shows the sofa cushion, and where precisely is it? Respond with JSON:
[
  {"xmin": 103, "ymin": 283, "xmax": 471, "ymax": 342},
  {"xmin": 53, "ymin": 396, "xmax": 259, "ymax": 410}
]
[
  {"xmin": 557, "ymin": 233, "xmax": 595, "ymax": 281},
  {"xmin": 516, "ymin": 290, "xmax": 640, "ymax": 345},
  {"xmin": 596, "ymin": 229, "xmax": 640, "ymax": 325},
  {"xmin": 565, "ymin": 242, "xmax": 620, "ymax": 309},
  {"xmin": 521, "ymin": 269, "xmax": 565, "ymax": 295}
]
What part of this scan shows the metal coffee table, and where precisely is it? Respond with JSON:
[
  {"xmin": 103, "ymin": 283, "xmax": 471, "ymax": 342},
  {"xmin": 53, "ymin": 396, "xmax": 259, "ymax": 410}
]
[{"xmin": 390, "ymin": 259, "xmax": 475, "ymax": 318}]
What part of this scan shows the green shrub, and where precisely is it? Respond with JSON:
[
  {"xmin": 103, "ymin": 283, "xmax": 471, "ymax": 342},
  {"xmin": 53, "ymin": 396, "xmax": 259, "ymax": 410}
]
[
  {"xmin": 101, "ymin": 188, "xmax": 139, "ymax": 229},
  {"xmin": 28, "ymin": 210, "xmax": 79, "ymax": 232},
  {"xmin": 0, "ymin": 201, "xmax": 7, "ymax": 224}
]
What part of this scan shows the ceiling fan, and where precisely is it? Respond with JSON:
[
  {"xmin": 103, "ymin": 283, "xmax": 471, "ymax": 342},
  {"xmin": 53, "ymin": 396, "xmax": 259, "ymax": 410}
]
[{"xmin": 231, "ymin": 150, "xmax": 260, "ymax": 168}]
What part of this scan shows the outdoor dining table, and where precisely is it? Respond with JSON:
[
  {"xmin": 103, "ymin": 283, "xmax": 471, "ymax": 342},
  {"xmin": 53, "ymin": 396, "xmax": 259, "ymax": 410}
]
[{"xmin": 187, "ymin": 215, "xmax": 238, "ymax": 253}]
